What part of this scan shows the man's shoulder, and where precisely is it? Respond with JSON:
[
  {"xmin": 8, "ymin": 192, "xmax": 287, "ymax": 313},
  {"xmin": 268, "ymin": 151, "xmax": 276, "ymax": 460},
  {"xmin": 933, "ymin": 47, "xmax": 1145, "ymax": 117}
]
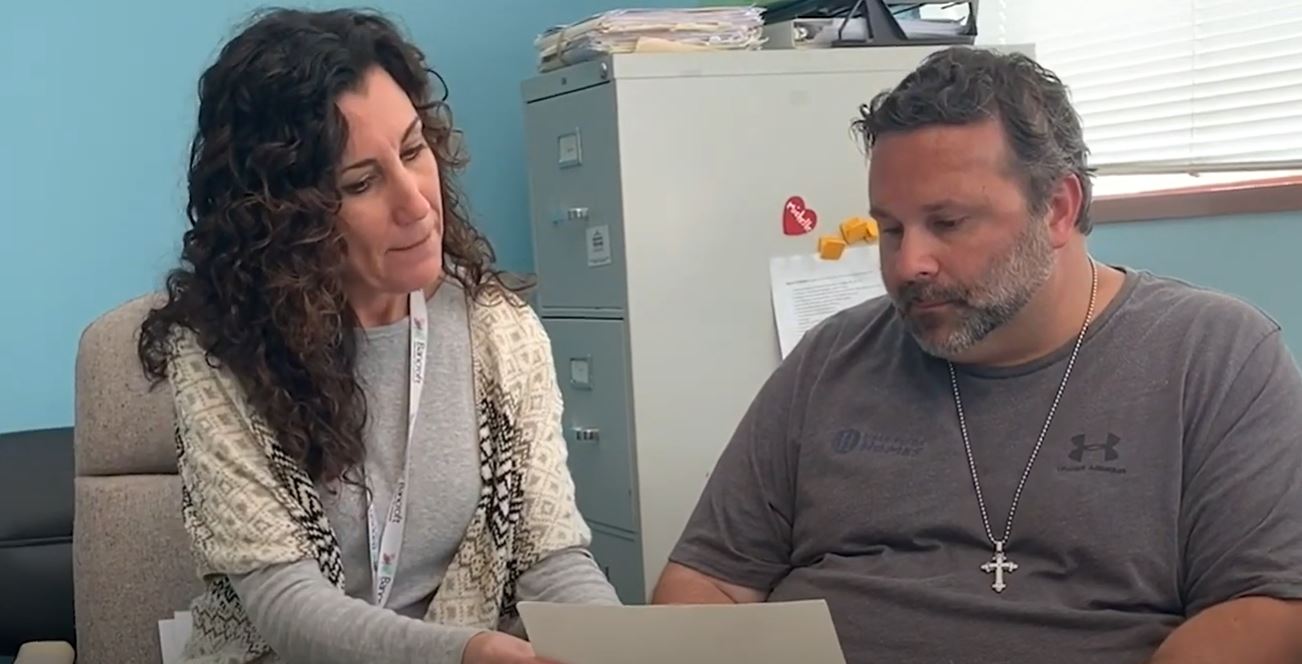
[
  {"xmin": 791, "ymin": 294, "xmax": 905, "ymax": 364},
  {"xmin": 1121, "ymin": 269, "xmax": 1280, "ymax": 347}
]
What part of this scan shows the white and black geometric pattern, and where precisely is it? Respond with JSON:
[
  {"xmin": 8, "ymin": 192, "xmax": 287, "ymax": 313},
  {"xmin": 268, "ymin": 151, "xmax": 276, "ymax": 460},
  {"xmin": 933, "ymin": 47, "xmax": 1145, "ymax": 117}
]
[
  {"xmin": 166, "ymin": 288, "xmax": 591, "ymax": 662},
  {"xmin": 255, "ymin": 417, "xmax": 345, "ymax": 589}
]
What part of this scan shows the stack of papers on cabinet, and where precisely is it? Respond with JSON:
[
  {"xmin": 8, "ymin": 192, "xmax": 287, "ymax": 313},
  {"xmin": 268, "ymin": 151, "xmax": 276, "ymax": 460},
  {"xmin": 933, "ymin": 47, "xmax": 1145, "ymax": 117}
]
[{"xmin": 535, "ymin": 7, "xmax": 766, "ymax": 71}]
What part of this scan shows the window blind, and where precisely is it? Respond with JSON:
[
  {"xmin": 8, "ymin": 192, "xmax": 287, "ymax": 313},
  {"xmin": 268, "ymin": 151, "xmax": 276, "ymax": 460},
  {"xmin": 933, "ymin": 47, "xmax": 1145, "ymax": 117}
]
[{"xmin": 978, "ymin": 0, "xmax": 1302, "ymax": 175}]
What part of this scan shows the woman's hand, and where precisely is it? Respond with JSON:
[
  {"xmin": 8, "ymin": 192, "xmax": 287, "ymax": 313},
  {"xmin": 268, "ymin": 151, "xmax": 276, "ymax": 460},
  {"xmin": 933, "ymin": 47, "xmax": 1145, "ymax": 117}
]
[{"xmin": 462, "ymin": 631, "xmax": 559, "ymax": 664}]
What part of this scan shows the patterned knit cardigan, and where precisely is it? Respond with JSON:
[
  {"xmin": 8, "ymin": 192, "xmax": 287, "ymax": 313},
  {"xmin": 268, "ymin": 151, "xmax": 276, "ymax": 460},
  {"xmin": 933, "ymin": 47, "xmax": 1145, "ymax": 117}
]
[{"xmin": 167, "ymin": 290, "xmax": 591, "ymax": 663}]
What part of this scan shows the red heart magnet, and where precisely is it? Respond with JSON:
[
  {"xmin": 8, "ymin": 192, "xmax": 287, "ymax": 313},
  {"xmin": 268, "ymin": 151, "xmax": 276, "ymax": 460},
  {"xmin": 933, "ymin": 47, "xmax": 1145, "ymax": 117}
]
[{"xmin": 783, "ymin": 196, "xmax": 818, "ymax": 236}]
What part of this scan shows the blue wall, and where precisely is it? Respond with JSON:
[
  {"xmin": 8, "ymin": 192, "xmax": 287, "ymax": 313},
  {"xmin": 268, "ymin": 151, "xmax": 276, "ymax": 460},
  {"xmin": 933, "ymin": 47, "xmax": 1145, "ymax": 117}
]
[
  {"xmin": 0, "ymin": 1, "xmax": 675, "ymax": 434},
  {"xmin": 1, "ymin": 4, "xmax": 1296, "ymax": 433},
  {"xmin": 1091, "ymin": 211, "xmax": 1302, "ymax": 354}
]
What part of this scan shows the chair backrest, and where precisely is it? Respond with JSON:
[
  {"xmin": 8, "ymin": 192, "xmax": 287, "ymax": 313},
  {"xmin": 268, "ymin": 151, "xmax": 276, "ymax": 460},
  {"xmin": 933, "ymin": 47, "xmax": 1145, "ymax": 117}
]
[{"xmin": 73, "ymin": 295, "xmax": 203, "ymax": 664}]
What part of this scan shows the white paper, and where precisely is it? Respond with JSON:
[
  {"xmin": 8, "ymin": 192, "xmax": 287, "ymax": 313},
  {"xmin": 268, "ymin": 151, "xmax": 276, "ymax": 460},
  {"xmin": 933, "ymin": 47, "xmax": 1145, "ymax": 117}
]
[
  {"xmin": 770, "ymin": 245, "xmax": 887, "ymax": 358},
  {"xmin": 518, "ymin": 600, "xmax": 845, "ymax": 664},
  {"xmin": 157, "ymin": 619, "xmax": 178, "ymax": 664},
  {"xmin": 173, "ymin": 611, "xmax": 193, "ymax": 642},
  {"xmin": 157, "ymin": 620, "xmax": 174, "ymax": 664},
  {"xmin": 157, "ymin": 611, "xmax": 193, "ymax": 664}
]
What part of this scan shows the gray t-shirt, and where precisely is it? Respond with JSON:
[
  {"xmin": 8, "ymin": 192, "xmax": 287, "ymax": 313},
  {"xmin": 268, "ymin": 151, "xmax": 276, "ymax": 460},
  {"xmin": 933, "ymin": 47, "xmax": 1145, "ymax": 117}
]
[
  {"xmin": 671, "ymin": 268, "xmax": 1302, "ymax": 664},
  {"xmin": 325, "ymin": 277, "xmax": 481, "ymax": 619}
]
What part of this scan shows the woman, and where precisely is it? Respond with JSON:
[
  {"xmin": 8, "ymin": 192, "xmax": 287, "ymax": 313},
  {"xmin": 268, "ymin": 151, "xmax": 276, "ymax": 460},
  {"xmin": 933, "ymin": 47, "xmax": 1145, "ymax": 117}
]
[{"xmin": 137, "ymin": 8, "xmax": 618, "ymax": 664}]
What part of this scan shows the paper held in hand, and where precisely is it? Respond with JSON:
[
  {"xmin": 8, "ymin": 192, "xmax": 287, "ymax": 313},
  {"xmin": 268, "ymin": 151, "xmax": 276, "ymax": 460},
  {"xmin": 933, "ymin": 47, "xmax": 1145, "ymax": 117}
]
[{"xmin": 518, "ymin": 599, "xmax": 846, "ymax": 664}]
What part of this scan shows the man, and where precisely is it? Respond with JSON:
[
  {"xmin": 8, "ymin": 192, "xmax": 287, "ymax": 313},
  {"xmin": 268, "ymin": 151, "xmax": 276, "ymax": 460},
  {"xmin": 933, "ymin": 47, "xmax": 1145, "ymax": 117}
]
[{"xmin": 653, "ymin": 47, "xmax": 1302, "ymax": 663}]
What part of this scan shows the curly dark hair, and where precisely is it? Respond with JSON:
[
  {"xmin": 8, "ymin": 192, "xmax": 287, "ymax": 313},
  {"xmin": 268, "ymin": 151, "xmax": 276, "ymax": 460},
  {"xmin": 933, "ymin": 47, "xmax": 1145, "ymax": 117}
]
[
  {"xmin": 853, "ymin": 47, "xmax": 1096, "ymax": 233},
  {"xmin": 138, "ymin": 8, "xmax": 526, "ymax": 485}
]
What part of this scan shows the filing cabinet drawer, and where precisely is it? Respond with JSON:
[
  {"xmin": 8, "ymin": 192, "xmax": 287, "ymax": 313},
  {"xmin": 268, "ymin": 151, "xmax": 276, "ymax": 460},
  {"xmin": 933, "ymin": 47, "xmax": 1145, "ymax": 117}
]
[
  {"xmin": 524, "ymin": 83, "xmax": 628, "ymax": 312},
  {"xmin": 542, "ymin": 317, "xmax": 637, "ymax": 532},
  {"xmin": 589, "ymin": 524, "xmax": 646, "ymax": 604}
]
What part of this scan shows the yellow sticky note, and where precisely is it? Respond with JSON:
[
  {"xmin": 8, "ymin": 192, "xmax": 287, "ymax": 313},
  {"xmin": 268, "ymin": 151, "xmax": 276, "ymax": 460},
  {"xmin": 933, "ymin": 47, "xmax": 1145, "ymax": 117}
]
[
  {"xmin": 818, "ymin": 235, "xmax": 847, "ymax": 260},
  {"xmin": 840, "ymin": 217, "xmax": 869, "ymax": 244},
  {"xmin": 863, "ymin": 217, "xmax": 880, "ymax": 241}
]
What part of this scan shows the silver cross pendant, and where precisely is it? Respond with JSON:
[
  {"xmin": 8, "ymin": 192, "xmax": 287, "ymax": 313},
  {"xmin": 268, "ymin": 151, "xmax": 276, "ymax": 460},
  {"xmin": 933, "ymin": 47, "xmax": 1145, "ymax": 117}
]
[{"xmin": 981, "ymin": 541, "xmax": 1018, "ymax": 593}]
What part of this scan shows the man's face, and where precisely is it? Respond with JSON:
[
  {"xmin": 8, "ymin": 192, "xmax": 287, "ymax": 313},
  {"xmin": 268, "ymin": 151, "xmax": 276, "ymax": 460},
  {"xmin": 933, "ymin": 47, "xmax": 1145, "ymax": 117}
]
[{"xmin": 869, "ymin": 118, "xmax": 1056, "ymax": 360}]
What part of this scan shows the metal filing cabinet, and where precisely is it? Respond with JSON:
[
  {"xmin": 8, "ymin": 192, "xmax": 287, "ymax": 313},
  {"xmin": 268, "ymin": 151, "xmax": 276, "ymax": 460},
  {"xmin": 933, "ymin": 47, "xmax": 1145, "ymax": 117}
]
[
  {"xmin": 524, "ymin": 72, "xmax": 646, "ymax": 603},
  {"xmin": 521, "ymin": 48, "xmax": 993, "ymax": 603},
  {"xmin": 524, "ymin": 82, "xmax": 628, "ymax": 314}
]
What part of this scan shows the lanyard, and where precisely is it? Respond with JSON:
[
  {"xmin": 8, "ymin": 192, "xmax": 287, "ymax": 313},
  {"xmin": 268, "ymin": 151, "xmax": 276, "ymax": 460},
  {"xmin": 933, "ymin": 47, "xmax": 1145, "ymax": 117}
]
[{"xmin": 365, "ymin": 290, "xmax": 428, "ymax": 608}]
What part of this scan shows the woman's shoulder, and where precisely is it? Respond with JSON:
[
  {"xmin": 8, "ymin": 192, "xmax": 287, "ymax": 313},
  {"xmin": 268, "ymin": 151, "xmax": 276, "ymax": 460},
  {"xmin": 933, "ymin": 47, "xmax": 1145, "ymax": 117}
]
[
  {"xmin": 162, "ymin": 326, "xmax": 214, "ymax": 380},
  {"xmin": 466, "ymin": 284, "xmax": 549, "ymax": 356},
  {"xmin": 468, "ymin": 279, "xmax": 544, "ymax": 332},
  {"xmin": 163, "ymin": 327, "xmax": 254, "ymax": 417}
]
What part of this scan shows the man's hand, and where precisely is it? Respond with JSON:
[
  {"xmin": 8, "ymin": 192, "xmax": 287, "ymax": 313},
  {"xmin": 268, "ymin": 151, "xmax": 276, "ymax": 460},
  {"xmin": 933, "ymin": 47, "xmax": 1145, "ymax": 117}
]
[{"xmin": 462, "ymin": 632, "xmax": 558, "ymax": 664}]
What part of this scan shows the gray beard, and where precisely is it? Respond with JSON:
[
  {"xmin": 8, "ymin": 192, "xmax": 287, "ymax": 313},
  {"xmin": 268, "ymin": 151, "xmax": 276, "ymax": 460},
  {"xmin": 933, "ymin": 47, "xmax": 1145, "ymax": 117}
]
[{"xmin": 895, "ymin": 218, "xmax": 1054, "ymax": 360}]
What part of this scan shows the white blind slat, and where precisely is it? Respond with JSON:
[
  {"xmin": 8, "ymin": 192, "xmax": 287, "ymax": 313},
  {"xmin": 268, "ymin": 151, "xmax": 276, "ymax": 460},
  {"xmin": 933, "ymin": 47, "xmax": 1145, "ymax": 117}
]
[{"xmin": 977, "ymin": 0, "xmax": 1302, "ymax": 172}]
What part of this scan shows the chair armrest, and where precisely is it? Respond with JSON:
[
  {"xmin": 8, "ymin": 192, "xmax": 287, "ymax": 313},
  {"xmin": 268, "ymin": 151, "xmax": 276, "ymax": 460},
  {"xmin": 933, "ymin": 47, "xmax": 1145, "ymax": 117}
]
[{"xmin": 15, "ymin": 641, "xmax": 76, "ymax": 664}]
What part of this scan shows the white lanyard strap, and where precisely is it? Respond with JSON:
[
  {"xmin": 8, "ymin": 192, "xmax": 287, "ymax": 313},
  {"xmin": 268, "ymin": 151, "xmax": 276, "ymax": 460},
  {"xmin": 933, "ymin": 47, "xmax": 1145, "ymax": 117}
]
[{"xmin": 366, "ymin": 290, "xmax": 427, "ymax": 608}]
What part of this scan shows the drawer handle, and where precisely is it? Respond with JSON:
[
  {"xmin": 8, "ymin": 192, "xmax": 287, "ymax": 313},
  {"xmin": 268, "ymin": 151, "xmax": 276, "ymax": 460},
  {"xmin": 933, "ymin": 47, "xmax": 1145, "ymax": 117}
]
[
  {"xmin": 572, "ymin": 426, "xmax": 601, "ymax": 443},
  {"xmin": 554, "ymin": 207, "xmax": 590, "ymax": 225}
]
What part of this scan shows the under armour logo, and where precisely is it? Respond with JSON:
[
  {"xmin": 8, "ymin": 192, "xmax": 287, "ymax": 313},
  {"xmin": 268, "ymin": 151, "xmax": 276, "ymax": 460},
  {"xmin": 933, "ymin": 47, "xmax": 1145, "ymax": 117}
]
[{"xmin": 1068, "ymin": 433, "xmax": 1120, "ymax": 462}]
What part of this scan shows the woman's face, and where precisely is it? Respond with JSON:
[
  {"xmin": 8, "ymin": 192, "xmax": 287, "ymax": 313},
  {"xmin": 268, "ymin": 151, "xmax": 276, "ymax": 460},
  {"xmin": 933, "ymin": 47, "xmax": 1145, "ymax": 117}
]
[{"xmin": 334, "ymin": 66, "xmax": 444, "ymax": 301}]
